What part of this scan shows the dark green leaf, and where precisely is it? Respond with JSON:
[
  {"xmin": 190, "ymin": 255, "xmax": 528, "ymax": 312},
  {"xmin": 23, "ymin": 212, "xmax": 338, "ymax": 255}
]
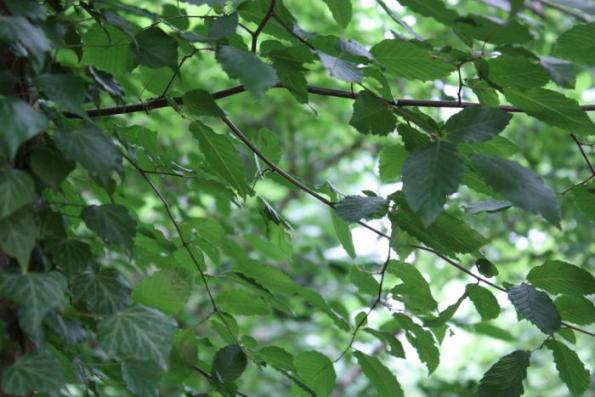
[
  {"xmin": 508, "ymin": 283, "xmax": 561, "ymax": 334},
  {"xmin": 477, "ymin": 350, "xmax": 531, "ymax": 397},
  {"xmin": 0, "ymin": 96, "xmax": 48, "ymax": 161},
  {"xmin": 539, "ymin": 57, "xmax": 577, "ymax": 88},
  {"xmin": 98, "ymin": 305, "xmax": 176, "ymax": 369},
  {"xmin": 216, "ymin": 46, "xmax": 278, "ymax": 98},
  {"xmin": 121, "ymin": 360, "xmax": 162, "ymax": 397},
  {"xmin": 0, "ymin": 208, "xmax": 39, "ymax": 271},
  {"xmin": 471, "ymin": 155, "xmax": 560, "ymax": 226},
  {"xmin": 0, "ymin": 352, "xmax": 64, "ymax": 396},
  {"xmin": 555, "ymin": 295, "xmax": 595, "ymax": 325},
  {"xmin": 455, "ymin": 15, "xmax": 531, "ymax": 45},
  {"xmin": 35, "ymin": 74, "xmax": 86, "ymax": 115},
  {"xmin": 527, "ymin": 260, "xmax": 595, "ymax": 296},
  {"xmin": 211, "ymin": 344, "xmax": 248, "ymax": 383},
  {"xmin": 208, "ymin": 13, "xmax": 238, "ymax": 40},
  {"xmin": 182, "ymin": 89, "xmax": 225, "ymax": 117},
  {"xmin": 466, "ymin": 284, "xmax": 501, "ymax": 321},
  {"xmin": 0, "ymin": 17, "xmax": 51, "ymax": 68},
  {"xmin": 402, "ymin": 141, "xmax": 465, "ymax": 225},
  {"xmin": 0, "ymin": 169, "xmax": 35, "ymax": 218},
  {"xmin": 71, "ymin": 269, "xmax": 131, "ymax": 315},
  {"xmin": 294, "ymin": 351, "xmax": 336, "ymax": 397},
  {"xmin": 335, "ymin": 195, "xmax": 388, "ymax": 223},
  {"xmin": 30, "ymin": 146, "xmax": 75, "ymax": 189},
  {"xmin": 132, "ymin": 27, "xmax": 178, "ymax": 69},
  {"xmin": 555, "ymin": 22, "xmax": 595, "ymax": 66},
  {"xmin": 82, "ymin": 204, "xmax": 137, "ymax": 249},
  {"xmin": 445, "ymin": 107, "xmax": 512, "ymax": 143},
  {"xmin": 464, "ymin": 200, "xmax": 511, "ymax": 215},
  {"xmin": 48, "ymin": 239, "xmax": 93, "ymax": 275},
  {"xmin": 475, "ymin": 257, "xmax": 499, "ymax": 277},
  {"xmin": 545, "ymin": 340, "xmax": 590, "ymax": 397},
  {"xmin": 487, "ymin": 55, "xmax": 549, "ymax": 89},
  {"xmin": 349, "ymin": 90, "xmax": 396, "ymax": 135},
  {"xmin": 354, "ymin": 351, "xmax": 403, "ymax": 397},
  {"xmin": 396, "ymin": 0, "xmax": 458, "ymax": 24},
  {"xmin": 322, "ymin": 0, "xmax": 352, "ymax": 28}
]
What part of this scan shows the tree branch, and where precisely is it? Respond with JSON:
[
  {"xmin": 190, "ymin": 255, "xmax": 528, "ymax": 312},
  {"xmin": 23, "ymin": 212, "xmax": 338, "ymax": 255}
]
[
  {"xmin": 74, "ymin": 84, "xmax": 595, "ymax": 119},
  {"xmin": 251, "ymin": 0, "xmax": 276, "ymax": 52}
]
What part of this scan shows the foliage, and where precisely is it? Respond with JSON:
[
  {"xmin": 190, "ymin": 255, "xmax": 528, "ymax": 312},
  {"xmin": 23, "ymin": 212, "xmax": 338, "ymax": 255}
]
[{"xmin": 0, "ymin": 0, "xmax": 594, "ymax": 396}]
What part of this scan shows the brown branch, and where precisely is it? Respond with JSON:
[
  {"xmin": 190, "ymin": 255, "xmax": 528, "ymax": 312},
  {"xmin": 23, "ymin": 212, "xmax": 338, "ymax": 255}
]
[
  {"xmin": 74, "ymin": 84, "xmax": 595, "ymax": 119},
  {"xmin": 219, "ymin": 113, "xmax": 595, "ymax": 339},
  {"xmin": 251, "ymin": 0, "xmax": 276, "ymax": 52}
]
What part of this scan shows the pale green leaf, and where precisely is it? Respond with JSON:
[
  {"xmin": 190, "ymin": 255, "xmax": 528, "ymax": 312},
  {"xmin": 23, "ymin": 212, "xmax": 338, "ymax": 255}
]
[
  {"xmin": 555, "ymin": 22, "xmax": 595, "ymax": 66},
  {"xmin": 354, "ymin": 351, "xmax": 403, "ymax": 397},
  {"xmin": 323, "ymin": 0, "xmax": 352, "ymax": 28},
  {"xmin": 217, "ymin": 289, "xmax": 272, "ymax": 315},
  {"xmin": 294, "ymin": 351, "xmax": 336, "ymax": 397},
  {"xmin": 132, "ymin": 268, "xmax": 192, "ymax": 316},
  {"xmin": 487, "ymin": 55, "xmax": 550, "ymax": 89},
  {"xmin": 81, "ymin": 25, "xmax": 134, "ymax": 75},
  {"xmin": 555, "ymin": 295, "xmax": 595, "ymax": 325},
  {"xmin": 466, "ymin": 284, "xmax": 501, "ymax": 321},
  {"xmin": 378, "ymin": 144, "xmax": 406, "ymax": 182},
  {"xmin": 389, "ymin": 260, "xmax": 438, "ymax": 313}
]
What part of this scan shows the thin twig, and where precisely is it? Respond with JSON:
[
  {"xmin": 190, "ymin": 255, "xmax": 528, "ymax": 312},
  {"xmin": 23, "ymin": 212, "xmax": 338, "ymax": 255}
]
[
  {"xmin": 160, "ymin": 49, "xmax": 199, "ymax": 98},
  {"xmin": 193, "ymin": 366, "xmax": 250, "ymax": 397},
  {"xmin": 251, "ymin": 0, "xmax": 276, "ymax": 52},
  {"xmin": 572, "ymin": 133, "xmax": 595, "ymax": 174}
]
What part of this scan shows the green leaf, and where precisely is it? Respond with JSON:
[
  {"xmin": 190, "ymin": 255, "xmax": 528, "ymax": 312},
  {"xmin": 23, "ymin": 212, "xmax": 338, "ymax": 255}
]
[
  {"xmin": 258, "ymin": 346, "xmax": 294, "ymax": 371},
  {"xmin": 0, "ymin": 16, "xmax": 51, "ymax": 68},
  {"xmin": 349, "ymin": 90, "xmax": 396, "ymax": 135},
  {"xmin": 466, "ymin": 78, "xmax": 500, "ymax": 107},
  {"xmin": 555, "ymin": 295, "xmax": 595, "ymax": 325},
  {"xmin": 0, "ymin": 272, "xmax": 66, "ymax": 338},
  {"xmin": 363, "ymin": 328, "xmax": 405, "ymax": 358},
  {"xmin": 335, "ymin": 195, "xmax": 388, "ymax": 223},
  {"xmin": 394, "ymin": 313, "xmax": 440, "ymax": 374},
  {"xmin": 121, "ymin": 360, "xmax": 162, "ymax": 397},
  {"xmin": 82, "ymin": 204, "xmax": 137, "ymax": 249},
  {"xmin": 217, "ymin": 289, "xmax": 272, "ymax": 315},
  {"xmin": 216, "ymin": 46, "xmax": 278, "ymax": 98},
  {"xmin": 132, "ymin": 268, "xmax": 192, "ymax": 316},
  {"xmin": 190, "ymin": 121, "xmax": 252, "ymax": 197},
  {"xmin": 466, "ymin": 284, "xmax": 500, "ymax": 321},
  {"xmin": 378, "ymin": 144, "xmax": 406, "ymax": 182},
  {"xmin": 0, "ymin": 352, "xmax": 65, "ymax": 396},
  {"xmin": 455, "ymin": 15, "xmax": 531, "ymax": 45},
  {"xmin": 294, "ymin": 351, "xmax": 336, "ymax": 397},
  {"xmin": 0, "ymin": 96, "xmax": 48, "ymax": 161},
  {"xmin": 539, "ymin": 57, "xmax": 577, "ymax": 88},
  {"xmin": 47, "ymin": 239, "xmax": 93, "ymax": 275},
  {"xmin": 132, "ymin": 27, "xmax": 178, "ymax": 70},
  {"xmin": 54, "ymin": 124, "xmax": 122, "ymax": 183},
  {"xmin": 471, "ymin": 155, "xmax": 560, "ymax": 226},
  {"xmin": 445, "ymin": 107, "xmax": 512, "ymax": 143},
  {"xmin": 35, "ymin": 74, "xmax": 86, "ymax": 115},
  {"xmin": 331, "ymin": 211, "xmax": 356, "ymax": 258},
  {"xmin": 475, "ymin": 257, "xmax": 499, "ymax": 277},
  {"xmin": 211, "ymin": 344, "xmax": 248, "ymax": 383},
  {"xmin": 508, "ymin": 283, "xmax": 561, "ymax": 334},
  {"xmin": 527, "ymin": 260, "xmax": 595, "ymax": 296},
  {"xmin": 182, "ymin": 89, "xmax": 225, "ymax": 117},
  {"xmin": 350, "ymin": 268, "xmax": 379, "ymax": 296},
  {"xmin": 30, "ymin": 146, "xmax": 75, "ymax": 189},
  {"xmin": 98, "ymin": 305, "xmax": 176, "ymax": 369},
  {"xmin": 389, "ymin": 260, "xmax": 438, "ymax": 313},
  {"xmin": 317, "ymin": 51, "xmax": 362, "ymax": 83},
  {"xmin": 545, "ymin": 340, "xmax": 590, "ymax": 397},
  {"xmin": 0, "ymin": 207, "xmax": 39, "ymax": 271},
  {"xmin": 81, "ymin": 25, "xmax": 134, "ymax": 75},
  {"xmin": 503, "ymin": 88, "xmax": 595, "ymax": 135},
  {"xmin": 464, "ymin": 200, "xmax": 511, "ymax": 215},
  {"xmin": 0, "ymin": 169, "xmax": 35, "ymax": 218},
  {"xmin": 477, "ymin": 350, "xmax": 531, "ymax": 397},
  {"xmin": 555, "ymin": 22, "xmax": 595, "ymax": 66},
  {"xmin": 402, "ymin": 141, "xmax": 465, "ymax": 225},
  {"xmin": 322, "ymin": 0, "xmax": 352, "ymax": 28},
  {"xmin": 208, "ymin": 13, "xmax": 238, "ymax": 40},
  {"xmin": 354, "ymin": 351, "xmax": 403, "ymax": 397},
  {"xmin": 396, "ymin": 0, "xmax": 458, "ymax": 24},
  {"xmin": 423, "ymin": 293, "xmax": 466, "ymax": 327},
  {"xmin": 371, "ymin": 40, "xmax": 455, "ymax": 81},
  {"xmin": 71, "ymin": 269, "xmax": 131, "ymax": 315},
  {"xmin": 487, "ymin": 55, "xmax": 550, "ymax": 89}
]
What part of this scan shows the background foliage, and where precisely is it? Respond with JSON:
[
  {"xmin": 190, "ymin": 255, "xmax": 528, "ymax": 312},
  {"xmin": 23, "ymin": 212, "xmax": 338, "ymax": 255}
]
[{"xmin": 0, "ymin": 0, "xmax": 594, "ymax": 396}]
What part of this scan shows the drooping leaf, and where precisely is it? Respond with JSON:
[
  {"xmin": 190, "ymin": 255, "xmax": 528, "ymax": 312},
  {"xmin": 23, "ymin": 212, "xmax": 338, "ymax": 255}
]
[
  {"xmin": 0, "ymin": 208, "xmax": 39, "ymax": 271},
  {"xmin": 471, "ymin": 155, "xmax": 561, "ymax": 226},
  {"xmin": 0, "ymin": 169, "xmax": 35, "ymax": 218},
  {"xmin": 349, "ymin": 90, "xmax": 396, "ymax": 135},
  {"xmin": 477, "ymin": 350, "xmax": 531, "ymax": 397},
  {"xmin": 335, "ymin": 195, "xmax": 388, "ymax": 223},
  {"xmin": 371, "ymin": 39, "xmax": 455, "ymax": 81},
  {"xmin": 294, "ymin": 351, "xmax": 336, "ymax": 397},
  {"xmin": 389, "ymin": 260, "xmax": 438, "ymax": 313},
  {"xmin": 354, "ymin": 351, "xmax": 403, "ymax": 397},
  {"xmin": 71, "ymin": 269, "xmax": 131, "ymax": 315},
  {"xmin": 0, "ymin": 352, "xmax": 65, "ymax": 396},
  {"xmin": 132, "ymin": 27, "xmax": 178, "ymax": 69},
  {"xmin": 190, "ymin": 121, "xmax": 252, "ymax": 197},
  {"xmin": 545, "ymin": 340, "xmax": 590, "ymax": 397},
  {"xmin": 54, "ymin": 124, "xmax": 122, "ymax": 183},
  {"xmin": 527, "ymin": 260, "xmax": 595, "ymax": 296},
  {"xmin": 554, "ymin": 22, "xmax": 595, "ymax": 66},
  {"xmin": 445, "ymin": 107, "xmax": 512, "ymax": 143},
  {"xmin": 394, "ymin": 313, "xmax": 440, "ymax": 374},
  {"xmin": 466, "ymin": 284, "xmax": 501, "ymax": 321},
  {"xmin": 211, "ymin": 344, "xmax": 248, "ymax": 383},
  {"xmin": 554, "ymin": 295, "xmax": 595, "ymax": 325},
  {"xmin": 317, "ymin": 51, "xmax": 362, "ymax": 83},
  {"xmin": 98, "ymin": 305, "xmax": 176, "ymax": 369},
  {"xmin": 81, "ymin": 204, "xmax": 137, "ymax": 249},
  {"xmin": 322, "ymin": 0, "xmax": 352, "ymax": 28},
  {"xmin": 503, "ymin": 88, "xmax": 595, "ymax": 135},
  {"xmin": 402, "ymin": 141, "xmax": 465, "ymax": 225},
  {"xmin": 508, "ymin": 283, "xmax": 561, "ymax": 334},
  {"xmin": 0, "ymin": 96, "xmax": 48, "ymax": 161},
  {"xmin": 216, "ymin": 46, "xmax": 278, "ymax": 98},
  {"xmin": 0, "ymin": 272, "xmax": 66, "ymax": 338}
]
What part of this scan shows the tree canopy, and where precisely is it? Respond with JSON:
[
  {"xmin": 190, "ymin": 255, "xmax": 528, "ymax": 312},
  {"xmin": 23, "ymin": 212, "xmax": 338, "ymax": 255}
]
[{"xmin": 0, "ymin": 0, "xmax": 594, "ymax": 396}]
